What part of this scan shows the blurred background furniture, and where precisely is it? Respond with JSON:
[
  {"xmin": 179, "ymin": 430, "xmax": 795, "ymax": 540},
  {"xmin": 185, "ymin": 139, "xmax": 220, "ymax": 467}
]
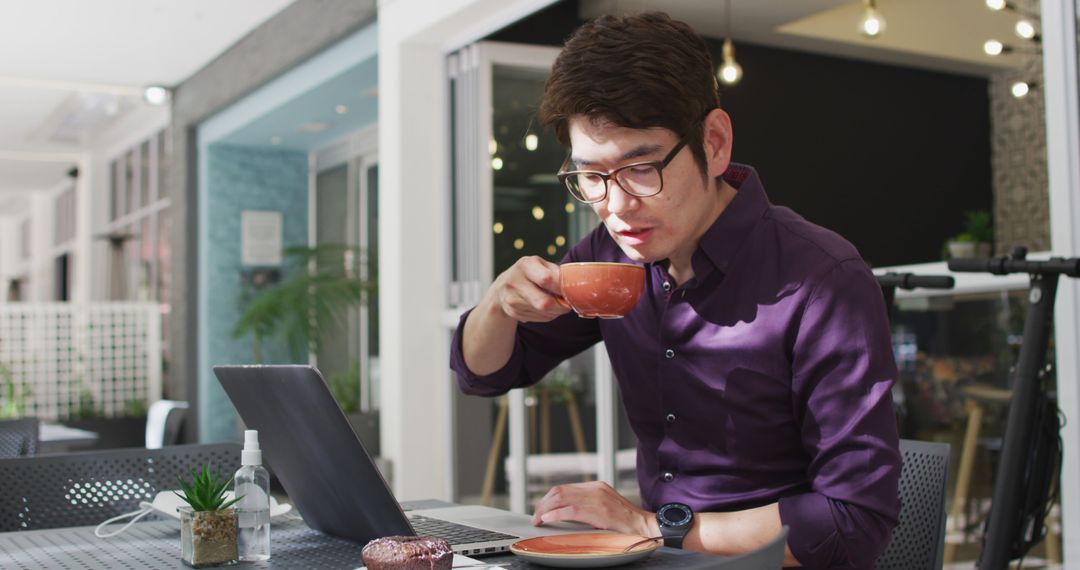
[
  {"xmin": 0, "ymin": 417, "xmax": 39, "ymax": 458},
  {"xmin": 875, "ymin": 438, "xmax": 950, "ymax": 570},
  {"xmin": 37, "ymin": 422, "xmax": 98, "ymax": 454},
  {"xmin": 0, "ymin": 443, "xmax": 240, "ymax": 531},
  {"xmin": 144, "ymin": 399, "xmax": 189, "ymax": 449}
]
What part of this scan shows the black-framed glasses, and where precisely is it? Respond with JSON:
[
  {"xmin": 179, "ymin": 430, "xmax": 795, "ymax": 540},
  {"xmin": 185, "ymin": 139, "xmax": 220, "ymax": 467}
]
[{"xmin": 556, "ymin": 129, "xmax": 694, "ymax": 204}]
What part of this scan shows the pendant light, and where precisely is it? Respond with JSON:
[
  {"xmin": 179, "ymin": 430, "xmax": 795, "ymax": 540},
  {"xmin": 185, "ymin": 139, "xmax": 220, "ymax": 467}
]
[
  {"xmin": 859, "ymin": 0, "xmax": 886, "ymax": 39},
  {"xmin": 717, "ymin": 0, "xmax": 743, "ymax": 86}
]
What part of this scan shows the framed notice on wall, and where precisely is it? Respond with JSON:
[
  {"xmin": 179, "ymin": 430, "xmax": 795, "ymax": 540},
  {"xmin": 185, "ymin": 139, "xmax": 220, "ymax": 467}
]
[{"xmin": 241, "ymin": 210, "xmax": 283, "ymax": 266}]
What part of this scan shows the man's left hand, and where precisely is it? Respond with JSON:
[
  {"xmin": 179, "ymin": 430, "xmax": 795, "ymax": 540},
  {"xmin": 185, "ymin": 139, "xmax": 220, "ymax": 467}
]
[{"xmin": 530, "ymin": 481, "xmax": 658, "ymax": 537}]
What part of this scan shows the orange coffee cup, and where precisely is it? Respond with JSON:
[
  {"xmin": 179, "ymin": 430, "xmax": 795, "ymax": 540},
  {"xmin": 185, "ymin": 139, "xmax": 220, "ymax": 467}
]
[{"xmin": 558, "ymin": 262, "xmax": 646, "ymax": 319}]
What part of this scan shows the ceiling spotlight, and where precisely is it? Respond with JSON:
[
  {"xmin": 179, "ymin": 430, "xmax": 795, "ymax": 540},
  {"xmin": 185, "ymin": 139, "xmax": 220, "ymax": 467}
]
[
  {"xmin": 859, "ymin": 0, "xmax": 886, "ymax": 38},
  {"xmin": 143, "ymin": 86, "xmax": 169, "ymax": 106},
  {"xmin": 986, "ymin": 0, "xmax": 1007, "ymax": 10},
  {"xmin": 1015, "ymin": 20, "xmax": 1038, "ymax": 41},
  {"xmin": 984, "ymin": 40, "xmax": 1010, "ymax": 56}
]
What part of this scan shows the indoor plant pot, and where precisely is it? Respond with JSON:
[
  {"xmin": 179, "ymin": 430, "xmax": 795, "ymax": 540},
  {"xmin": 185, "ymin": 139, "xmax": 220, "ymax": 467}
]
[
  {"xmin": 180, "ymin": 507, "xmax": 239, "ymax": 568},
  {"xmin": 175, "ymin": 465, "xmax": 243, "ymax": 568}
]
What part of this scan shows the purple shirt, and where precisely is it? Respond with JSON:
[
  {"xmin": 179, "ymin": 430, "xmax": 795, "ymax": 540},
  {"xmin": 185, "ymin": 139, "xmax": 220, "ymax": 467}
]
[{"xmin": 450, "ymin": 164, "xmax": 901, "ymax": 569}]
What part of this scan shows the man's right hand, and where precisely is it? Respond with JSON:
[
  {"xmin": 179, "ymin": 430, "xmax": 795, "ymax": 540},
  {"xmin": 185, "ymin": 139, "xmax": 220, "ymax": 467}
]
[
  {"xmin": 462, "ymin": 256, "xmax": 570, "ymax": 376},
  {"xmin": 488, "ymin": 256, "xmax": 570, "ymax": 323}
]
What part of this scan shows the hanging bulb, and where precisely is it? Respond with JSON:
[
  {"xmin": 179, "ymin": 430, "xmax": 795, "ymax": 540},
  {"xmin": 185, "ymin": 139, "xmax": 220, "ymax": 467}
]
[
  {"xmin": 1015, "ymin": 19, "xmax": 1037, "ymax": 40},
  {"xmin": 859, "ymin": 0, "xmax": 886, "ymax": 38},
  {"xmin": 984, "ymin": 39, "xmax": 1008, "ymax": 56},
  {"xmin": 718, "ymin": 38, "xmax": 743, "ymax": 85}
]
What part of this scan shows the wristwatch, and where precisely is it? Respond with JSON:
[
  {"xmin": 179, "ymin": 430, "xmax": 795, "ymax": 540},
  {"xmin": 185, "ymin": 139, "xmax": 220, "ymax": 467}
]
[{"xmin": 656, "ymin": 502, "xmax": 694, "ymax": 549}]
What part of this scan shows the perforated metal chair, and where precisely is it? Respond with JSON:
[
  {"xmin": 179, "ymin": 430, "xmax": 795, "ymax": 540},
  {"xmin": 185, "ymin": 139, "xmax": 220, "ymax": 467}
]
[
  {"xmin": 0, "ymin": 417, "xmax": 39, "ymax": 458},
  {"xmin": 0, "ymin": 442, "xmax": 240, "ymax": 531},
  {"xmin": 875, "ymin": 438, "xmax": 950, "ymax": 570}
]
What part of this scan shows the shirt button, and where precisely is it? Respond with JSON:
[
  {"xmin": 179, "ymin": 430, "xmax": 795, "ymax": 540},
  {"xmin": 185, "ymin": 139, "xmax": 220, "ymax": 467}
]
[
  {"xmin": 666, "ymin": 413, "xmax": 676, "ymax": 424},
  {"xmin": 662, "ymin": 472, "xmax": 674, "ymax": 482},
  {"xmin": 664, "ymin": 349, "xmax": 675, "ymax": 359},
  {"xmin": 662, "ymin": 281, "xmax": 672, "ymax": 292}
]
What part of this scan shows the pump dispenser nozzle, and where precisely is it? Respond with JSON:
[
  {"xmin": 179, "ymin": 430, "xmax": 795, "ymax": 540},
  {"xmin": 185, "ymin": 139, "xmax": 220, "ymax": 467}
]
[{"xmin": 242, "ymin": 429, "xmax": 262, "ymax": 466}]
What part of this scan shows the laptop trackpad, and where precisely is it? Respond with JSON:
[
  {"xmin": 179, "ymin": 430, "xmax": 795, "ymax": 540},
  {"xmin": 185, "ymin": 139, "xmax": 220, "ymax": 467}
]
[{"xmin": 415, "ymin": 505, "xmax": 601, "ymax": 538}]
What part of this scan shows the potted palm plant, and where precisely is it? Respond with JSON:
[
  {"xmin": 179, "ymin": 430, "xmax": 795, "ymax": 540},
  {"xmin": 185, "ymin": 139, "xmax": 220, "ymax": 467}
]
[
  {"xmin": 233, "ymin": 245, "xmax": 376, "ymax": 447},
  {"xmin": 175, "ymin": 465, "xmax": 242, "ymax": 568}
]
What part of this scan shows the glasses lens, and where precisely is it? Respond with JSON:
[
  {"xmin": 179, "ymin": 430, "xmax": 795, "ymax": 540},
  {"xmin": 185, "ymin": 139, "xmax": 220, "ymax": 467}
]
[
  {"xmin": 615, "ymin": 165, "xmax": 663, "ymax": 197},
  {"xmin": 565, "ymin": 173, "xmax": 608, "ymax": 202}
]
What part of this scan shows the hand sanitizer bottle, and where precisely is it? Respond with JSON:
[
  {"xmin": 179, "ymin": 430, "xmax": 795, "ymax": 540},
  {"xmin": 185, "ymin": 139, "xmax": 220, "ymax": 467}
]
[{"xmin": 234, "ymin": 429, "xmax": 271, "ymax": 561}]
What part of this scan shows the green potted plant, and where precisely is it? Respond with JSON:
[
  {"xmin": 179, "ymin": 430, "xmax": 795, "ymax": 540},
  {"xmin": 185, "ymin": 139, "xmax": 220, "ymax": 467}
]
[
  {"xmin": 945, "ymin": 210, "xmax": 993, "ymax": 259},
  {"xmin": 0, "ymin": 362, "xmax": 31, "ymax": 418},
  {"xmin": 233, "ymin": 244, "xmax": 371, "ymax": 363},
  {"xmin": 175, "ymin": 465, "xmax": 242, "ymax": 568}
]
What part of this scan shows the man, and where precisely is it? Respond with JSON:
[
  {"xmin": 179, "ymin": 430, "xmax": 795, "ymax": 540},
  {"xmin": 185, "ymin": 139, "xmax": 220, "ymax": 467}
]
[{"xmin": 450, "ymin": 12, "xmax": 900, "ymax": 569}]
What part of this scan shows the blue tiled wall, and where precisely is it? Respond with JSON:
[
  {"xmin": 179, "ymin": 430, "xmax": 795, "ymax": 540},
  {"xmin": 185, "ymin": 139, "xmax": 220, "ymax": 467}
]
[{"xmin": 201, "ymin": 144, "xmax": 308, "ymax": 442}]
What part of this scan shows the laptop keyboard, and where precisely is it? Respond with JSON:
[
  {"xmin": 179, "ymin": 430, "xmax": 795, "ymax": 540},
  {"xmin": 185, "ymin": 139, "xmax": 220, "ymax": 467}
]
[{"xmin": 408, "ymin": 515, "xmax": 518, "ymax": 546}]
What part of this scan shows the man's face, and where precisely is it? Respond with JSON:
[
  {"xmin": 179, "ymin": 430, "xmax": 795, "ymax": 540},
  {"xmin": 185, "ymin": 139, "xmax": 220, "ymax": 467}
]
[{"xmin": 566, "ymin": 117, "xmax": 724, "ymax": 266}]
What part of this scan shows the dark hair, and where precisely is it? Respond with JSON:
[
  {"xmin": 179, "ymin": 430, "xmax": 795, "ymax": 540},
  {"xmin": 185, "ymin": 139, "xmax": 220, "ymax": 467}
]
[{"xmin": 539, "ymin": 12, "xmax": 720, "ymax": 176}]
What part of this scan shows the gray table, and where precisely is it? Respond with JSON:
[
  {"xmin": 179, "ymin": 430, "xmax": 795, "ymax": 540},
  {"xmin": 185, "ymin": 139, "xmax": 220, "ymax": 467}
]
[{"xmin": 0, "ymin": 508, "xmax": 727, "ymax": 569}]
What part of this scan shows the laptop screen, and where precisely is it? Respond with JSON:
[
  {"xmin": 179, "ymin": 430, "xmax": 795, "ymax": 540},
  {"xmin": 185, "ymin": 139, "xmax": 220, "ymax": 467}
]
[{"xmin": 214, "ymin": 365, "xmax": 415, "ymax": 543}]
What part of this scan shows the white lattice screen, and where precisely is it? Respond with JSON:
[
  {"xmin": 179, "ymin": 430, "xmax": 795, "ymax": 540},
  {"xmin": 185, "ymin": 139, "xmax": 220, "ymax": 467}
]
[{"xmin": 0, "ymin": 303, "xmax": 162, "ymax": 420}]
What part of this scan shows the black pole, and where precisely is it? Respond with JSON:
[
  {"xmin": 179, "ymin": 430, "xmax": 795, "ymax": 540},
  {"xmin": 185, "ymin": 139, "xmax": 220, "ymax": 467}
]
[{"xmin": 977, "ymin": 273, "xmax": 1059, "ymax": 569}]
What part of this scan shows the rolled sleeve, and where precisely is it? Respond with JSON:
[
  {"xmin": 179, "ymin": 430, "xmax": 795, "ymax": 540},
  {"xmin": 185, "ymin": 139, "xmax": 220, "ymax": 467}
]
[
  {"xmin": 449, "ymin": 308, "xmax": 601, "ymax": 397},
  {"xmin": 784, "ymin": 258, "xmax": 902, "ymax": 569}
]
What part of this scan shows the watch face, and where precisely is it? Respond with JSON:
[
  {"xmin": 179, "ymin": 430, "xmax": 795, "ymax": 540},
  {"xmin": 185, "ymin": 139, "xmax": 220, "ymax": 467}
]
[{"xmin": 658, "ymin": 503, "xmax": 693, "ymax": 528}]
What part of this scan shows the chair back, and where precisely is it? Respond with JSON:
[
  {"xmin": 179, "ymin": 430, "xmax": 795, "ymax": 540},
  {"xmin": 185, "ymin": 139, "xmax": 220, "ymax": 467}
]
[
  {"xmin": 0, "ymin": 417, "xmax": 39, "ymax": 458},
  {"xmin": 145, "ymin": 400, "xmax": 189, "ymax": 448},
  {"xmin": 713, "ymin": 525, "xmax": 789, "ymax": 569},
  {"xmin": 875, "ymin": 438, "xmax": 950, "ymax": 570},
  {"xmin": 0, "ymin": 443, "xmax": 240, "ymax": 531}
]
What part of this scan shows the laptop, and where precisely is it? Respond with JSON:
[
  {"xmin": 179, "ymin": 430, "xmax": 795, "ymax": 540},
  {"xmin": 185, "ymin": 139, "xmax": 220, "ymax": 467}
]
[{"xmin": 214, "ymin": 364, "xmax": 586, "ymax": 556}]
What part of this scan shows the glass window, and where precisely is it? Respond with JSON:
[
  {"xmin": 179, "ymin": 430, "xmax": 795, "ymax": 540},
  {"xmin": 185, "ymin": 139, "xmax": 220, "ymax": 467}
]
[
  {"xmin": 140, "ymin": 140, "xmax": 151, "ymax": 210},
  {"xmin": 158, "ymin": 129, "xmax": 171, "ymax": 199}
]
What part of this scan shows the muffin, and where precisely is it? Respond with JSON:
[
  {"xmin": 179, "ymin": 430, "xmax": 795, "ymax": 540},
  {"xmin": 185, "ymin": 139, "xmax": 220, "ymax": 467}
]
[{"xmin": 362, "ymin": 535, "xmax": 453, "ymax": 570}]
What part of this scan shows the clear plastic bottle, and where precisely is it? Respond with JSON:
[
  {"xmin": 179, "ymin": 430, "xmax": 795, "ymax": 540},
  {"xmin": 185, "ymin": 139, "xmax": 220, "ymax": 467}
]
[{"xmin": 234, "ymin": 429, "xmax": 271, "ymax": 561}]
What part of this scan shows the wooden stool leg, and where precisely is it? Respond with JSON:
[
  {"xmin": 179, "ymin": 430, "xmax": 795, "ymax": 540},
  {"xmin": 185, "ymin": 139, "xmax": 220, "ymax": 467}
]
[
  {"xmin": 945, "ymin": 398, "xmax": 984, "ymax": 565},
  {"xmin": 480, "ymin": 396, "xmax": 509, "ymax": 507},
  {"xmin": 1045, "ymin": 503, "xmax": 1060, "ymax": 563},
  {"xmin": 541, "ymin": 387, "xmax": 552, "ymax": 489},
  {"xmin": 563, "ymin": 389, "xmax": 590, "ymax": 482}
]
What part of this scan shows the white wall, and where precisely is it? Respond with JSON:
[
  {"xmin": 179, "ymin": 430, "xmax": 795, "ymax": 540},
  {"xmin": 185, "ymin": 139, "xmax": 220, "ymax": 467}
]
[{"xmin": 377, "ymin": 0, "xmax": 558, "ymax": 500}]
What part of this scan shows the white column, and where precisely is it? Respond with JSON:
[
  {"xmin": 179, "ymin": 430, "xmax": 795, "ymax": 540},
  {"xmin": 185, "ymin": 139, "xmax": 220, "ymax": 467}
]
[
  {"xmin": 73, "ymin": 155, "xmax": 92, "ymax": 303},
  {"xmin": 377, "ymin": 0, "xmax": 557, "ymax": 500},
  {"xmin": 1042, "ymin": 0, "xmax": 1080, "ymax": 564}
]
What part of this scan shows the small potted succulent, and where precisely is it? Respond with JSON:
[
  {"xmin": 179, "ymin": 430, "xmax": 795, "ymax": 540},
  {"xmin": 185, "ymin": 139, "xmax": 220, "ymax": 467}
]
[{"xmin": 175, "ymin": 466, "xmax": 242, "ymax": 568}]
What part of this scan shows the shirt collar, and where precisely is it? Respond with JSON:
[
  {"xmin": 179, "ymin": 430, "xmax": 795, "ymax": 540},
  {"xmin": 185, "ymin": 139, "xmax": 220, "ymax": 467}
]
[{"xmin": 689, "ymin": 163, "xmax": 770, "ymax": 279}]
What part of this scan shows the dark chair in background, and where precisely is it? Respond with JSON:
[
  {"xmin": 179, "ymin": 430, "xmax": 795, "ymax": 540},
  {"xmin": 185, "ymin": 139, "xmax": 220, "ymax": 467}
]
[
  {"xmin": 145, "ymin": 400, "xmax": 189, "ymax": 448},
  {"xmin": 0, "ymin": 443, "xmax": 240, "ymax": 531},
  {"xmin": 875, "ymin": 438, "xmax": 951, "ymax": 570},
  {"xmin": 0, "ymin": 417, "xmax": 39, "ymax": 458}
]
